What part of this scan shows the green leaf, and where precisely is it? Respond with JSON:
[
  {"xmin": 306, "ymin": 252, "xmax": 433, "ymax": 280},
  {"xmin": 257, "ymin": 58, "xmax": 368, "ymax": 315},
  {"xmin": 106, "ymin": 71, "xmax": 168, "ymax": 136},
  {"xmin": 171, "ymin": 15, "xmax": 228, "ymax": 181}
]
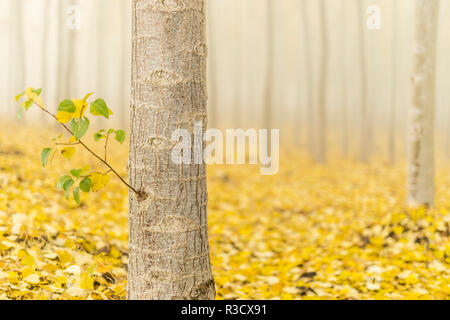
[
  {"xmin": 71, "ymin": 117, "xmax": 90, "ymax": 140},
  {"xmin": 57, "ymin": 175, "xmax": 72, "ymax": 189},
  {"xmin": 94, "ymin": 133, "xmax": 104, "ymax": 141},
  {"xmin": 24, "ymin": 100, "xmax": 33, "ymax": 111},
  {"xmin": 17, "ymin": 108, "xmax": 23, "ymax": 120},
  {"xmin": 107, "ymin": 129, "xmax": 115, "ymax": 134},
  {"xmin": 15, "ymin": 92, "xmax": 25, "ymax": 102},
  {"xmin": 58, "ymin": 99, "xmax": 76, "ymax": 113},
  {"xmin": 79, "ymin": 177, "xmax": 91, "ymax": 193},
  {"xmin": 114, "ymin": 130, "xmax": 125, "ymax": 144},
  {"xmin": 73, "ymin": 187, "xmax": 80, "ymax": 205},
  {"xmin": 32, "ymin": 88, "xmax": 42, "ymax": 96},
  {"xmin": 63, "ymin": 179, "xmax": 75, "ymax": 199},
  {"xmin": 41, "ymin": 148, "xmax": 52, "ymax": 167},
  {"xmin": 90, "ymin": 99, "xmax": 109, "ymax": 118},
  {"xmin": 70, "ymin": 168, "xmax": 82, "ymax": 179}
]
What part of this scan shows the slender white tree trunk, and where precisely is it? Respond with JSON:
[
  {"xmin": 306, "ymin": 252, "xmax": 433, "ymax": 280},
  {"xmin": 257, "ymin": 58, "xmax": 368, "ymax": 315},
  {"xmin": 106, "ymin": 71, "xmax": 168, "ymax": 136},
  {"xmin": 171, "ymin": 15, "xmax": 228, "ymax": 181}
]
[
  {"xmin": 357, "ymin": 0, "xmax": 368, "ymax": 162},
  {"xmin": 41, "ymin": 0, "xmax": 50, "ymax": 124},
  {"xmin": 341, "ymin": 0, "xmax": 348, "ymax": 157},
  {"xmin": 9, "ymin": 0, "xmax": 25, "ymax": 118},
  {"xmin": 264, "ymin": 0, "xmax": 274, "ymax": 132},
  {"xmin": 407, "ymin": 0, "xmax": 440, "ymax": 208},
  {"xmin": 128, "ymin": 0, "xmax": 215, "ymax": 300},
  {"xmin": 300, "ymin": 0, "xmax": 314, "ymax": 156},
  {"xmin": 389, "ymin": 0, "xmax": 398, "ymax": 165},
  {"xmin": 207, "ymin": 0, "xmax": 218, "ymax": 128},
  {"xmin": 316, "ymin": 0, "xmax": 328, "ymax": 163}
]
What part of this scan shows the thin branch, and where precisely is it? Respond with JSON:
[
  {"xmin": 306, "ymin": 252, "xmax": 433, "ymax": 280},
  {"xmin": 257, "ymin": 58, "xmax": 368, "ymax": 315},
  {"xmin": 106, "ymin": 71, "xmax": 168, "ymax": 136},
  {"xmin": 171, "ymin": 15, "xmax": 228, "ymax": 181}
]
[
  {"xmin": 31, "ymin": 100, "xmax": 139, "ymax": 195},
  {"xmin": 104, "ymin": 134, "xmax": 110, "ymax": 162}
]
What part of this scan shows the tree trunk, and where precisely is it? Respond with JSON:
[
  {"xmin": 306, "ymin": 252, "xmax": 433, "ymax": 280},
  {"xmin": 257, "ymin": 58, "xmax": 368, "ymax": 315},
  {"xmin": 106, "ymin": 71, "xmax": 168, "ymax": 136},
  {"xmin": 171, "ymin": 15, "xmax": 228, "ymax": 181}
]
[
  {"xmin": 316, "ymin": 0, "xmax": 328, "ymax": 163},
  {"xmin": 9, "ymin": 0, "xmax": 25, "ymax": 119},
  {"xmin": 300, "ymin": 0, "xmax": 314, "ymax": 156},
  {"xmin": 65, "ymin": 0, "xmax": 78, "ymax": 97},
  {"xmin": 264, "ymin": 0, "xmax": 273, "ymax": 132},
  {"xmin": 407, "ymin": 0, "xmax": 440, "ymax": 208},
  {"xmin": 128, "ymin": 0, "xmax": 215, "ymax": 300},
  {"xmin": 389, "ymin": 0, "xmax": 397, "ymax": 164},
  {"xmin": 119, "ymin": 0, "xmax": 130, "ymax": 129},
  {"xmin": 357, "ymin": 0, "xmax": 368, "ymax": 162},
  {"xmin": 207, "ymin": 0, "xmax": 218, "ymax": 128},
  {"xmin": 41, "ymin": 0, "xmax": 50, "ymax": 124},
  {"xmin": 233, "ymin": 0, "xmax": 243, "ymax": 128},
  {"xmin": 341, "ymin": 0, "xmax": 348, "ymax": 157}
]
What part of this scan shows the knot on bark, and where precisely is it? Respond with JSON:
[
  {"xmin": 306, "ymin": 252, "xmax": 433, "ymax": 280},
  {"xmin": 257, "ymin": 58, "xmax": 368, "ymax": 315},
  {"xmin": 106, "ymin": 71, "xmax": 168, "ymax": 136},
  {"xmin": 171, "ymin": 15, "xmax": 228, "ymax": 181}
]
[
  {"xmin": 146, "ymin": 69, "xmax": 181, "ymax": 86},
  {"xmin": 189, "ymin": 279, "xmax": 215, "ymax": 300}
]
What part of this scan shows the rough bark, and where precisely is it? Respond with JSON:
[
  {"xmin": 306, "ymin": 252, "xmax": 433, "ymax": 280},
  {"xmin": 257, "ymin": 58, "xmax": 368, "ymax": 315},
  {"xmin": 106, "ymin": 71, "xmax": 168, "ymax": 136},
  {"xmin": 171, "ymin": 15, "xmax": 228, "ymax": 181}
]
[
  {"xmin": 128, "ymin": 0, "xmax": 215, "ymax": 300},
  {"xmin": 316, "ymin": 0, "xmax": 328, "ymax": 163},
  {"xmin": 407, "ymin": 0, "xmax": 440, "ymax": 208}
]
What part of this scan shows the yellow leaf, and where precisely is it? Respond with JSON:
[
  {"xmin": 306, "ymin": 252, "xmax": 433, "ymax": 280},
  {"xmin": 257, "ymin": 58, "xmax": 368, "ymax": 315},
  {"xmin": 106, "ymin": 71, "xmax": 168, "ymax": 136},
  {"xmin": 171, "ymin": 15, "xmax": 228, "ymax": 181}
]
[
  {"xmin": 20, "ymin": 254, "xmax": 36, "ymax": 268},
  {"xmin": 61, "ymin": 147, "xmax": 76, "ymax": 160},
  {"xmin": 23, "ymin": 273, "xmax": 40, "ymax": 285},
  {"xmin": 56, "ymin": 99, "xmax": 87, "ymax": 123},
  {"xmin": 25, "ymin": 87, "xmax": 45, "ymax": 108},
  {"xmin": 90, "ymin": 172, "xmax": 110, "ymax": 192},
  {"xmin": 80, "ymin": 272, "xmax": 94, "ymax": 290}
]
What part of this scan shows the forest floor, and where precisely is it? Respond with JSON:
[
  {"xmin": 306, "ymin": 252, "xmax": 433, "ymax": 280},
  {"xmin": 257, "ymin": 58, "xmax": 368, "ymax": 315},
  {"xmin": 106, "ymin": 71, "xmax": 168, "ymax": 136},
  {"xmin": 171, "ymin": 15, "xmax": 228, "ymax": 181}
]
[{"xmin": 0, "ymin": 125, "xmax": 449, "ymax": 300}]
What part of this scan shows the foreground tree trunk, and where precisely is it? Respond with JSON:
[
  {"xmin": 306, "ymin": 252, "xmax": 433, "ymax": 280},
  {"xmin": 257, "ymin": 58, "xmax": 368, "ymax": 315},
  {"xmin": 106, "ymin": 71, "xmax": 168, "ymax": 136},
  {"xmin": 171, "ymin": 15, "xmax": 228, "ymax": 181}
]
[
  {"xmin": 407, "ymin": 0, "xmax": 440, "ymax": 208},
  {"xmin": 127, "ymin": 0, "xmax": 215, "ymax": 300}
]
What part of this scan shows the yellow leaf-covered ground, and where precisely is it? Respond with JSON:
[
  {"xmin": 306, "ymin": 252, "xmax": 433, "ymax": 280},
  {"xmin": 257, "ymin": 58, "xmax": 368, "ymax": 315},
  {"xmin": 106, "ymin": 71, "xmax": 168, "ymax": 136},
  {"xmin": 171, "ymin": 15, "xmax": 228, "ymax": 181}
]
[{"xmin": 0, "ymin": 125, "xmax": 449, "ymax": 300}]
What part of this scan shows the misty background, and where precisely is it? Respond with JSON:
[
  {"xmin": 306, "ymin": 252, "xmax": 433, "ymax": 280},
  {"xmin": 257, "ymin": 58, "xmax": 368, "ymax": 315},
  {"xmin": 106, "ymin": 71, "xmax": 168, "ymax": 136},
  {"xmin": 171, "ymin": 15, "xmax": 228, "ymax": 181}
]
[{"xmin": 1, "ymin": 0, "xmax": 450, "ymax": 159}]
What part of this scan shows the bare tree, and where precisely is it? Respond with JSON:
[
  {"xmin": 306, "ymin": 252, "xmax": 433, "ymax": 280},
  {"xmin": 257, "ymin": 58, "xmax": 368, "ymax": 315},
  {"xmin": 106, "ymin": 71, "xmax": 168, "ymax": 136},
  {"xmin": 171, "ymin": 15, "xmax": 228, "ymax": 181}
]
[
  {"xmin": 407, "ymin": 0, "xmax": 440, "ymax": 208},
  {"xmin": 127, "ymin": 0, "xmax": 215, "ymax": 299}
]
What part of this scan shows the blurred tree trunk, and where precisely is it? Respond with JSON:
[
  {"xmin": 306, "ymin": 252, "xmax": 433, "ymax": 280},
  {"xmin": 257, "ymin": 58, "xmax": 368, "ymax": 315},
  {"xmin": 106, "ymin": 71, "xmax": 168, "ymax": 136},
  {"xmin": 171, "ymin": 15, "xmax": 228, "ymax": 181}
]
[
  {"xmin": 300, "ymin": 0, "xmax": 314, "ymax": 156},
  {"xmin": 207, "ymin": 0, "xmax": 218, "ymax": 128},
  {"xmin": 357, "ymin": 0, "xmax": 369, "ymax": 162},
  {"xmin": 407, "ymin": 0, "xmax": 440, "ymax": 208},
  {"xmin": 41, "ymin": 0, "xmax": 50, "ymax": 124},
  {"xmin": 65, "ymin": 0, "xmax": 78, "ymax": 97},
  {"xmin": 119, "ymin": 0, "xmax": 129, "ymax": 129},
  {"xmin": 341, "ymin": 0, "xmax": 348, "ymax": 157},
  {"xmin": 389, "ymin": 0, "xmax": 398, "ymax": 164},
  {"xmin": 316, "ymin": 0, "xmax": 328, "ymax": 163},
  {"xmin": 56, "ymin": 0, "xmax": 67, "ymax": 103},
  {"xmin": 264, "ymin": 0, "xmax": 273, "ymax": 134},
  {"xmin": 127, "ymin": 0, "xmax": 215, "ymax": 300},
  {"xmin": 233, "ymin": 0, "xmax": 243, "ymax": 127},
  {"xmin": 9, "ymin": 0, "xmax": 25, "ymax": 114}
]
